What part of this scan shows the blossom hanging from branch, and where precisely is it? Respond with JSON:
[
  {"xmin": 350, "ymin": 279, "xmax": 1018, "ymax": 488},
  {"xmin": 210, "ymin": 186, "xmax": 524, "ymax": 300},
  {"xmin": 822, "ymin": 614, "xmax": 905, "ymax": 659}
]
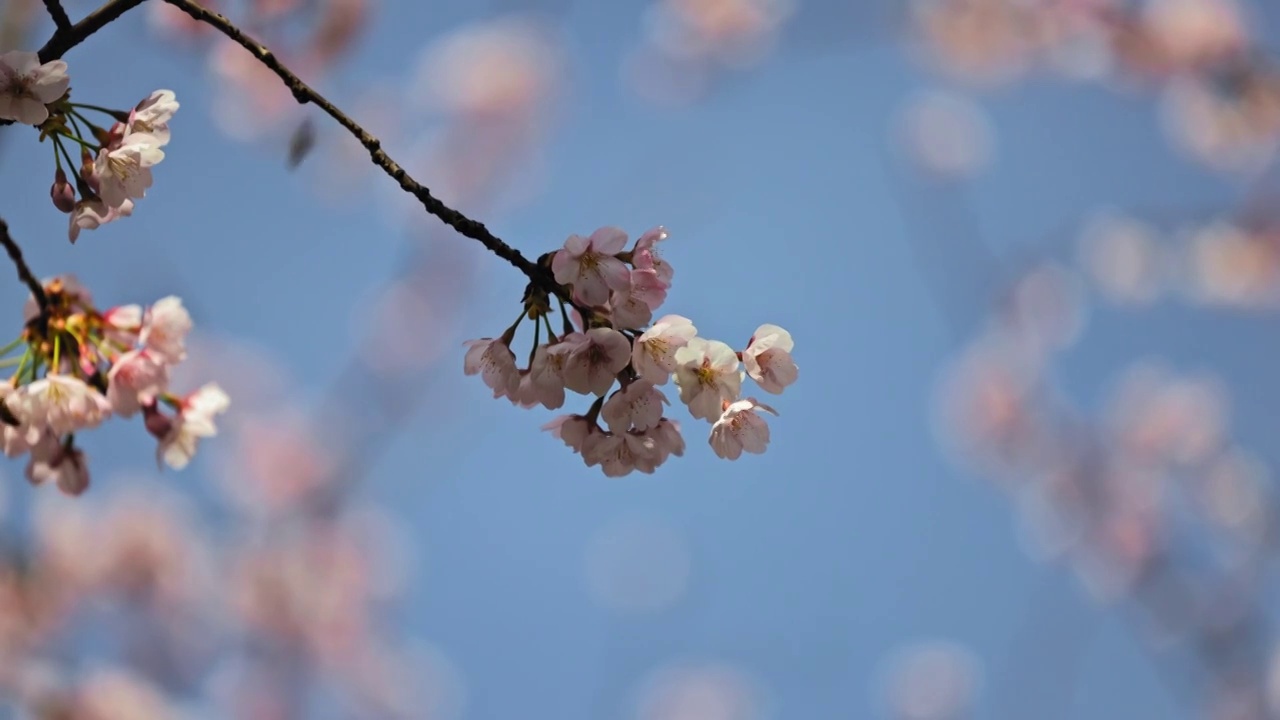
[
  {"xmin": 0, "ymin": 276, "xmax": 227, "ymax": 496},
  {"xmin": 464, "ymin": 226, "xmax": 799, "ymax": 476}
]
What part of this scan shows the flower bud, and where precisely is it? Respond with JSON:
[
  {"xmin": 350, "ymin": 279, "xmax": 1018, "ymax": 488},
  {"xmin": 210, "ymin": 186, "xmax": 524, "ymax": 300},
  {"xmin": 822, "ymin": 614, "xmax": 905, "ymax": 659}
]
[
  {"xmin": 143, "ymin": 403, "xmax": 173, "ymax": 439},
  {"xmin": 50, "ymin": 168, "xmax": 75, "ymax": 213},
  {"xmin": 80, "ymin": 149, "xmax": 99, "ymax": 194}
]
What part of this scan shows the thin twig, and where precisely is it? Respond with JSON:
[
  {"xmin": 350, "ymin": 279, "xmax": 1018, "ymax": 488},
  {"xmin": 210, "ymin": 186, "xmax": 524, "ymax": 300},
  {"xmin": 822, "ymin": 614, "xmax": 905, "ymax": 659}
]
[
  {"xmin": 40, "ymin": 0, "xmax": 72, "ymax": 33},
  {"xmin": 161, "ymin": 0, "xmax": 582, "ymax": 312},
  {"xmin": 38, "ymin": 0, "xmax": 146, "ymax": 63},
  {"xmin": 0, "ymin": 219, "xmax": 48, "ymax": 317}
]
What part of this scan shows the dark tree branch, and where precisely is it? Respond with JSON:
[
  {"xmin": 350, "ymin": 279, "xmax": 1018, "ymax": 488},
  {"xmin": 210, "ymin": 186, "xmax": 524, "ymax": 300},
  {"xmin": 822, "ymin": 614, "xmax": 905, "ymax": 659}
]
[
  {"xmin": 0, "ymin": 219, "xmax": 48, "ymax": 316},
  {"xmin": 40, "ymin": 0, "xmax": 72, "ymax": 33},
  {"xmin": 37, "ymin": 0, "xmax": 146, "ymax": 63},
  {"xmin": 161, "ymin": 0, "xmax": 586, "ymax": 314}
]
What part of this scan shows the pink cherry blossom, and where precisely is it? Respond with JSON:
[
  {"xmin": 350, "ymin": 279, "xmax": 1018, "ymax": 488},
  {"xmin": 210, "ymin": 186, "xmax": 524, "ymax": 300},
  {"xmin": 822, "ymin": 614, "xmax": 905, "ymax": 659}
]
[
  {"xmin": 557, "ymin": 328, "xmax": 631, "ymax": 397},
  {"xmin": 157, "ymin": 383, "xmax": 230, "ymax": 470},
  {"xmin": 709, "ymin": 397, "xmax": 778, "ymax": 460},
  {"xmin": 673, "ymin": 337, "xmax": 742, "ymax": 420},
  {"xmin": 102, "ymin": 304, "xmax": 143, "ymax": 345},
  {"xmin": 26, "ymin": 435, "xmax": 90, "ymax": 496},
  {"xmin": 94, "ymin": 133, "xmax": 166, "ymax": 208},
  {"xmin": 463, "ymin": 337, "xmax": 520, "ymax": 399},
  {"xmin": 140, "ymin": 296, "xmax": 192, "ymax": 364},
  {"xmin": 633, "ymin": 225, "xmax": 673, "ymax": 284},
  {"xmin": 68, "ymin": 198, "xmax": 133, "ymax": 244},
  {"xmin": 0, "ymin": 51, "xmax": 69, "ymax": 126},
  {"xmin": 551, "ymin": 226, "xmax": 632, "ymax": 306},
  {"xmin": 107, "ymin": 349, "xmax": 170, "ymax": 417},
  {"xmin": 542, "ymin": 413, "xmax": 597, "ymax": 454},
  {"xmin": 632, "ymin": 314, "xmax": 697, "ymax": 385},
  {"xmin": 584, "ymin": 431, "xmax": 659, "ymax": 476},
  {"xmin": 127, "ymin": 89, "xmax": 180, "ymax": 145},
  {"xmin": 601, "ymin": 381, "xmax": 667, "ymax": 432},
  {"xmin": 642, "ymin": 418, "xmax": 686, "ymax": 470},
  {"xmin": 743, "ymin": 323, "xmax": 798, "ymax": 393},
  {"xmin": 523, "ymin": 343, "xmax": 567, "ymax": 409},
  {"xmin": 7, "ymin": 374, "xmax": 112, "ymax": 435},
  {"xmin": 610, "ymin": 268, "xmax": 669, "ymax": 330}
]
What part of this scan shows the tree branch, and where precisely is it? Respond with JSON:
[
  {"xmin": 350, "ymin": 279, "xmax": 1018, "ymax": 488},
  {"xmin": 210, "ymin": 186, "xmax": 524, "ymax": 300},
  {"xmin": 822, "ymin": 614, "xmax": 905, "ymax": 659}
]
[
  {"xmin": 37, "ymin": 0, "xmax": 146, "ymax": 63},
  {"xmin": 161, "ymin": 0, "xmax": 584, "ymax": 313},
  {"xmin": 0, "ymin": 219, "xmax": 48, "ymax": 317},
  {"xmin": 40, "ymin": 0, "xmax": 72, "ymax": 33}
]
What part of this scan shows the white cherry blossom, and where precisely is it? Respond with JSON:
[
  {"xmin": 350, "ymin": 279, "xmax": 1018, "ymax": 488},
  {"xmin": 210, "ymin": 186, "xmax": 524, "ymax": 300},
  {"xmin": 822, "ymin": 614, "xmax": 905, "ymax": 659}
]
[
  {"xmin": 551, "ymin": 226, "xmax": 632, "ymax": 306},
  {"xmin": 743, "ymin": 323, "xmax": 798, "ymax": 393},
  {"xmin": 0, "ymin": 51, "xmax": 68, "ymax": 125},
  {"xmin": 632, "ymin": 314, "xmax": 697, "ymax": 385},
  {"xmin": 673, "ymin": 337, "xmax": 742, "ymax": 421}
]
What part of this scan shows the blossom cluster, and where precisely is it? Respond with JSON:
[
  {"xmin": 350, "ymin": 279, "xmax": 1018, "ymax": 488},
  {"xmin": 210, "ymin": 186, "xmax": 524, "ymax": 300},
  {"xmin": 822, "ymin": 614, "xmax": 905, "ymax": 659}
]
[
  {"xmin": 464, "ymin": 226, "xmax": 797, "ymax": 476},
  {"xmin": 0, "ymin": 50, "xmax": 178, "ymax": 242},
  {"xmin": 0, "ymin": 277, "xmax": 228, "ymax": 496}
]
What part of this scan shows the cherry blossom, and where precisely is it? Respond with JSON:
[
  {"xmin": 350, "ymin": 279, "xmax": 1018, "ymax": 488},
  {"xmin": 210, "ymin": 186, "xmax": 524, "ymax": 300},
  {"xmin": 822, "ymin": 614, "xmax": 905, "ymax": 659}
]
[
  {"xmin": 0, "ymin": 51, "xmax": 69, "ymax": 126},
  {"xmin": 8, "ymin": 374, "xmax": 112, "ymax": 435},
  {"xmin": 633, "ymin": 226, "xmax": 674, "ymax": 283},
  {"xmin": 542, "ymin": 413, "xmax": 597, "ymax": 454},
  {"xmin": 709, "ymin": 397, "xmax": 777, "ymax": 460},
  {"xmin": 155, "ymin": 383, "xmax": 230, "ymax": 470},
  {"xmin": 644, "ymin": 418, "xmax": 686, "ymax": 468},
  {"xmin": 601, "ymin": 381, "xmax": 667, "ymax": 433},
  {"xmin": 557, "ymin": 328, "xmax": 631, "ymax": 397},
  {"xmin": 674, "ymin": 338, "xmax": 742, "ymax": 421},
  {"xmin": 610, "ymin": 268, "xmax": 668, "ymax": 330},
  {"xmin": 463, "ymin": 337, "xmax": 520, "ymax": 399},
  {"xmin": 521, "ymin": 343, "xmax": 567, "ymax": 409},
  {"xmin": 632, "ymin": 314, "xmax": 697, "ymax": 385},
  {"xmin": 107, "ymin": 349, "xmax": 170, "ymax": 417},
  {"xmin": 126, "ymin": 90, "xmax": 180, "ymax": 145},
  {"xmin": 69, "ymin": 198, "xmax": 133, "ymax": 244},
  {"xmin": 551, "ymin": 227, "xmax": 632, "ymax": 306},
  {"xmin": 26, "ymin": 434, "xmax": 90, "ymax": 496},
  {"xmin": 742, "ymin": 323, "xmax": 797, "ymax": 394},
  {"xmin": 94, "ymin": 133, "xmax": 166, "ymax": 208},
  {"xmin": 584, "ymin": 431, "xmax": 658, "ymax": 477},
  {"xmin": 140, "ymin": 296, "xmax": 192, "ymax": 364}
]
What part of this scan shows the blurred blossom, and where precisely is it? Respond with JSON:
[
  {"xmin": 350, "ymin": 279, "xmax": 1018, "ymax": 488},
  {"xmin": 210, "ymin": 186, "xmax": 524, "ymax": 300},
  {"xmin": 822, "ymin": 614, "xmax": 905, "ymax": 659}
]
[
  {"xmin": 997, "ymin": 262, "xmax": 1087, "ymax": 356},
  {"xmin": 73, "ymin": 667, "xmax": 175, "ymax": 720},
  {"xmin": 1197, "ymin": 448, "xmax": 1269, "ymax": 547},
  {"xmin": 626, "ymin": 0, "xmax": 794, "ymax": 103},
  {"xmin": 897, "ymin": 90, "xmax": 995, "ymax": 180},
  {"xmin": 881, "ymin": 640, "xmax": 981, "ymax": 720},
  {"xmin": 1105, "ymin": 361, "xmax": 1227, "ymax": 467},
  {"xmin": 1078, "ymin": 211, "xmax": 1168, "ymax": 306},
  {"xmin": 410, "ymin": 17, "xmax": 563, "ymax": 121},
  {"xmin": 1186, "ymin": 222, "xmax": 1280, "ymax": 307},
  {"xmin": 933, "ymin": 334, "xmax": 1050, "ymax": 481},
  {"xmin": 210, "ymin": 38, "xmax": 312, "ymax": 141},
  {"xmin": 147, "ymin": 0, "xmax": 217, "ymax": 40},
  {"xmin": 170, "ymin": 333, "xmax": 292, "ymax": 427},
  {"xmin": 1161, "ymin": 71, "xmax": 1280, "ymax": 174},
  {"xmin": 584, "ymin": 515, "xmax": 692, "ymax": 615},
  {"xmin": 634, "ymin": 662, "xmax": 765, "ymax": 720},
  {"xmin": 215, "ymin": 409, "xmax": 336, "ymax": 516},
  {"xmin": 1138, "ymin": 0, "xmax": 1248, "ymax": 73}
]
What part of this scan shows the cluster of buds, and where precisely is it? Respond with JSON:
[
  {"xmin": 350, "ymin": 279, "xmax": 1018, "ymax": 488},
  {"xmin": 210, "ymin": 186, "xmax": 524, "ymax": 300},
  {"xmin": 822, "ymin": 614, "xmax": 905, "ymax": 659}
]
[
  {"xmin": 464, "ymin": 226, "xmax": 798, "ymax": 476},
  {"xmin": 0, "ymin": 50, "xmax": 178, "ymax": 243},
  {"xmin": 0, "ymin": 277, "xmax": 228, "ymax": 496}
]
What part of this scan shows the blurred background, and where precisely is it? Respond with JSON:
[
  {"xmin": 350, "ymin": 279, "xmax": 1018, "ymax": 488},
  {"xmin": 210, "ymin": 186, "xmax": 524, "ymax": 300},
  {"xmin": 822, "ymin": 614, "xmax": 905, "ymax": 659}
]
[{"xmin": 2, "ymin": 0, "xmax": 1280, "ymax": 717}]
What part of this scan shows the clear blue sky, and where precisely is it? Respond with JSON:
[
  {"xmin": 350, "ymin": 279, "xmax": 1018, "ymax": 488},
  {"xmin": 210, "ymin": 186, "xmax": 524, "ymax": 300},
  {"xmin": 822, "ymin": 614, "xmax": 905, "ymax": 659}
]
[{"xmin": 2, "ymin": 0, "xmax": 1277, "ymax": 718}]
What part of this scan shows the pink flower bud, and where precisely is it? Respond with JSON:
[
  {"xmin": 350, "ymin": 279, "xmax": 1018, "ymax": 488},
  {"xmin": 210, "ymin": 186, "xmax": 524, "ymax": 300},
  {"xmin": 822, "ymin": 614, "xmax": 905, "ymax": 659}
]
[
  {"xmin": 50, "ymin": 168, "xmax": 75, "ymax": 213},
  {"xmin": 143, "ymin": 403, "xmax": 173, "ymax": 439}
]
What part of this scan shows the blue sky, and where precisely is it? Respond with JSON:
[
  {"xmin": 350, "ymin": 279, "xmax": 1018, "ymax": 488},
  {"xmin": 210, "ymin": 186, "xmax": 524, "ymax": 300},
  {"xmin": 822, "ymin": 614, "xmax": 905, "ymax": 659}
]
[{"xmin": 2, "ymin": 0, "xmax": 1278, "ymax": 718}]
